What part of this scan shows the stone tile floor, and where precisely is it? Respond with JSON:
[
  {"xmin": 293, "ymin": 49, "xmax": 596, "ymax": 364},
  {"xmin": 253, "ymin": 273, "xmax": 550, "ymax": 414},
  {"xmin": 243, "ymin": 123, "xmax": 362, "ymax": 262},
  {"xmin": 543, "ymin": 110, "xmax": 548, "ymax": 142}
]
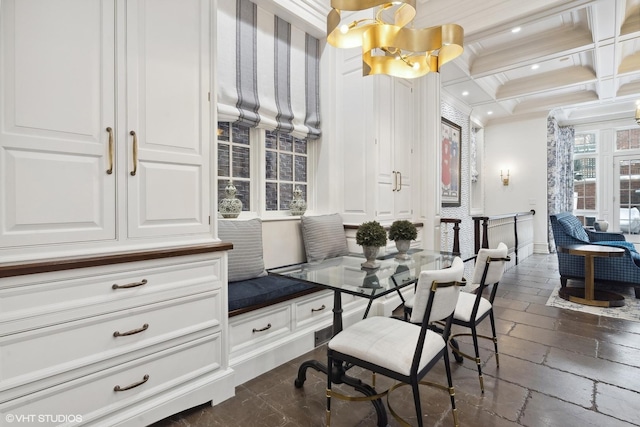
[{"xmin": 152, "ymin": 254, "xmax": 640, "ymax": 426}]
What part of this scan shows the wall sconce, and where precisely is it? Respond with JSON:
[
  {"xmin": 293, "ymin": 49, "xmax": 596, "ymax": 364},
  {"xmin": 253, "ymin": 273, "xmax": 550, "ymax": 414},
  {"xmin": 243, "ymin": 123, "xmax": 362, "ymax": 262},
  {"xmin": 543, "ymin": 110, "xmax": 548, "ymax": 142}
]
[{"xmin": 501, "ymin": 170, "xmax": 510, "ymax": 186}]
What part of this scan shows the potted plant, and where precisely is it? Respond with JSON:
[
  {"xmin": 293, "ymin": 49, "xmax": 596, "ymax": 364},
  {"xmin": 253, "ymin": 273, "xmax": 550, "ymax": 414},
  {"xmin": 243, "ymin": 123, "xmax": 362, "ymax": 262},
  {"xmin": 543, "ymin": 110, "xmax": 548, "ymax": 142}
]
[
  {"xmin": 355, "ymin": 220, "xmax": 387, "ymax": 269},
  {"xmin": 388, "ymin": 220, "xmax": 417, "ymax": 260}
]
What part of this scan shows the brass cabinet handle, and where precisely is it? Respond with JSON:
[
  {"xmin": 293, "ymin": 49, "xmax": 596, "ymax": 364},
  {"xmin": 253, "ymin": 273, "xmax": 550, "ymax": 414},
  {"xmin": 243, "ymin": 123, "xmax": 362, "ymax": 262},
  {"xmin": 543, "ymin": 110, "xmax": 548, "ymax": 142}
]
[
  {"xmin": 113, "ymin": 323, "xmax": 149, "ymax": 337},
  {"xmin": 252, "ymin": 323, "xmax": 272, "ymax": 333},
  {"xmin": 397, "ymin": 171, "xmax": 402, "ymax": 191},
  {"xmin": 311, "ymin": 304, "xmax": 326, "ymax": 313},
  {"xmin": 106, "ymin": 127, "xmax": 114, "ymax": 175},
  {"xmin": 112, "ymin": 279, "xmax": 148, "ymax": 290},
  {"xmin": 130, "ymin": 130, "xmax": 138, "ymax": 176},
  {"xmin": 114, "ymin": 374, "xmax": 149, "ymax": 392}
]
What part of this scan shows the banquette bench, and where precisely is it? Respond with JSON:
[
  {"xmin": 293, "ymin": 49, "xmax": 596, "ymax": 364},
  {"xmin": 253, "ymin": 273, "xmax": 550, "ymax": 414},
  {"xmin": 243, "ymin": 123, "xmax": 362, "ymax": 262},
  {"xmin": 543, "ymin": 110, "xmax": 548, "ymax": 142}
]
[{"xmin": 219, "ymin": 214, "xmax": 370, "ymax": 386}]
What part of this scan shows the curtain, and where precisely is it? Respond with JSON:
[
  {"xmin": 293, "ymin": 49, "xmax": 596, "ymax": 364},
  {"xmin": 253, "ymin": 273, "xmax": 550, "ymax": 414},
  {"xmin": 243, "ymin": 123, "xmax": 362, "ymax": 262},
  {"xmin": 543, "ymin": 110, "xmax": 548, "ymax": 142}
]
[
  {"xmin": 547, "ymin": 115, "xmax": 575, "ymax": 252},
  {"xmin": 217, "ymin": 0, "xmax": 321, "ymax": 139}
]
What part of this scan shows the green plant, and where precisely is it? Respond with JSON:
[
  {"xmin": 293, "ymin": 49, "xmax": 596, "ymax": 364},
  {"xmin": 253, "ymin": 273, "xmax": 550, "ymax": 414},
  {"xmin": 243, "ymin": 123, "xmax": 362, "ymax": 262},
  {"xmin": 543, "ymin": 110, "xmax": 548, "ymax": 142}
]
[
  {"xmin": 388, "ymin": 220, "xmax": 417, "ymax": 241},
  {"xmin": 355, "ymin": 221, "xmax": 387, "ymax": 247}
]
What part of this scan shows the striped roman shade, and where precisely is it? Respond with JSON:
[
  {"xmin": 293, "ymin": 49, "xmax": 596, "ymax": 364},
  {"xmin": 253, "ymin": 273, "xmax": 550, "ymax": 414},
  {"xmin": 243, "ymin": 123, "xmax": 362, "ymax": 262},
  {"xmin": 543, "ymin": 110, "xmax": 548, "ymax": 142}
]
[{"xmin": 217, "ymin": 0, "xmax": 321, "ymax": 139}]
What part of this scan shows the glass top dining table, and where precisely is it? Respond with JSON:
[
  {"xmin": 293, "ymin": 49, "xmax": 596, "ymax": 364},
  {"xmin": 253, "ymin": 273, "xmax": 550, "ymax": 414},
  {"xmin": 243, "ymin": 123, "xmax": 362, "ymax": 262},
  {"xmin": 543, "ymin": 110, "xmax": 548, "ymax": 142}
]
[
  {"xmin": 269, "ymin": 250, "xmax": 457, "ymax": 427},
  {"xmin": 269, "ymin": 250, "xmax": 454, "ymax": 305}
]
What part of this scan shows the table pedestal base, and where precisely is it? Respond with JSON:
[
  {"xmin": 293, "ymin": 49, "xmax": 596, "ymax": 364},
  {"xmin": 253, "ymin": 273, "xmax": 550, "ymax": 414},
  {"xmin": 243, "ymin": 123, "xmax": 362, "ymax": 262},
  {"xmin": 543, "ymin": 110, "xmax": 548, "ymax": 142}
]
[{"xmin": 558, "ymin": 287, "xmax": 625, "ymax": 307}]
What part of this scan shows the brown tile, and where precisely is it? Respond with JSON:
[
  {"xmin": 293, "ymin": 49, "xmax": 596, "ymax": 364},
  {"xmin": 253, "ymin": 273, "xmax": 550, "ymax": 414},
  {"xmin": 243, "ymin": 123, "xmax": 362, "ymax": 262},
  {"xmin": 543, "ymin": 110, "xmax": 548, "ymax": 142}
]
[
  {"xmin": 509, "ymin": 324, "xmax": 598, "ymax": 356},
  {"xmin": 520, "ymin": 391, "xmax": 636, "ymax": 427},
  {"xmin": 596, "ymin": 382, "xmax": 640, "ymax": 425},
  {"xmin": 494, "ymin": 307, "xmax": 557, "ymax": 330},
  {"xmin": 598, "ymin": 340, "xmax": 640, "ymax": 368},
  {"xmin": 545, "ymin": 347, "xmax": 640, "ymax": 392}
]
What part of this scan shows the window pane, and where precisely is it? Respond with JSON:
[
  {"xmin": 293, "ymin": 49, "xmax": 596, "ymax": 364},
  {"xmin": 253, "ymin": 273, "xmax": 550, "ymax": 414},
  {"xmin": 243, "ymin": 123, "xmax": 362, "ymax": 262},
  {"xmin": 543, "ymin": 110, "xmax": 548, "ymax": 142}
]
[
  {"xmin": 279, "ymin": 133, "xmax": 293, "ymax": 152},
  {"xmin": 573, "ymin": 157, "xmax": 596, "ymax": 210},
  {"xmin": 279, "ymin": 153, "xmax": 293, "ymax": 181},
  {"xmin": 266, "ymin": 130, "xmax": 277, "ymax": 149},
  {"xmin": 265, "ymin": 151, "xmax": 277, "ymax": 180},
  {"xmin": 295, "ymin": 155, "xmax": 307, "ymax": 182},
  {"xmin": 233, "ymin": 124, "xmax": 250, "ymax": 145},
  {"xmin": 265, "ymin": 182, "xmax": 278, "ymax": 211},
  {"xmin": 217, "ymin": 122, "xmax": 230, "ymax": 141},
  {"xmin": 574, "ymin": 133, "xmax": 596, "ymax": 153},
  {"xmin": 294, "ymin": 137, "xmax": 307, "ymax": 154},
  {"xmin": 616, "ymin": 128, "xmax": 640, "ymax": 151},
  {"xmin": 218, "ymin": 144, "xmax": 230, "ymax": 177},
  {"xmin": 232, "ymin": 146, "xmax": 250, "ymax": 178},
  {"xmin": 280, "ymin": 183, "xmax": 293, "ymax": 210}
]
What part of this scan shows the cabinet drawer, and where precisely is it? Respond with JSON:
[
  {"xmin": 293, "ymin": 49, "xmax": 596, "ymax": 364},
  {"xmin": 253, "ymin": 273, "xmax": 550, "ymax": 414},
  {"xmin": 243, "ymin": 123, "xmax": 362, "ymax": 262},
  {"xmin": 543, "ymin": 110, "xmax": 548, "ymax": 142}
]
[
  {"xmin": 0, "ymin": 254, "xmax": 223, "ymax": 334},
  {"xmin": 295, "ymin": 291, "xmax": 333, "ymax": 329},
  {"xmin": 1, "ymin": 333, "xmax": 222, "ymax": 421},
  {"xmin": 229, "ymin": 306, "xmax": 291, "ymax": 355},
  {"xmin": 0, "ymin": 292, "xmax": 221, "ymax": 387}
]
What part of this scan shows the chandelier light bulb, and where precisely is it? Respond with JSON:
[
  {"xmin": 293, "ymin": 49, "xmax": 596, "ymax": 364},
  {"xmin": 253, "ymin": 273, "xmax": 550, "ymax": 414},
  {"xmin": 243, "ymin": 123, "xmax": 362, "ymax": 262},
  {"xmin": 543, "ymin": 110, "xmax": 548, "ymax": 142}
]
[
  {"xmin": 340, "ymin": 24, "xmax": 349, "ymax": 34},
  {"xmin": 412, "ymin": 62, "xmax": 420, "ymax": 70}
]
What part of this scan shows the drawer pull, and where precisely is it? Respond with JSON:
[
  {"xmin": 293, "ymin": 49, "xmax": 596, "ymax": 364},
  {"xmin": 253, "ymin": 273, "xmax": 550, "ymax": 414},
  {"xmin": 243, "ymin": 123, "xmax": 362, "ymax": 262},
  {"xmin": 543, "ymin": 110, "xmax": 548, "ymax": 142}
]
[
  {"xmin": 113, "ymin": 323, "xmax": 149, "ymax": 337},
  {"xmin": 311, "ymin": 304, "xmax": 326, "ymax": 313},
  {"xmin": 114, "ymin": 374, "xmax": 149, "ymax": 392},
  {"xmin": 112, "ymin": 279, "xmax": 148, "ymax": 290},
  {"xmin": 252, "ymin": 323, "xmax": 272, "ymax": 333}
]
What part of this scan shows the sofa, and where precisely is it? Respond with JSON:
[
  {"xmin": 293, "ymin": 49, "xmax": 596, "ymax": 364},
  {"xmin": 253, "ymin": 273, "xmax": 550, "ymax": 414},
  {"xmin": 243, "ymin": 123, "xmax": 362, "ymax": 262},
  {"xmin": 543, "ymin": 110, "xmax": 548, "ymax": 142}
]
[{"xmin": 550, "ymin": 212, "xmax": 640, "ymax": 298}]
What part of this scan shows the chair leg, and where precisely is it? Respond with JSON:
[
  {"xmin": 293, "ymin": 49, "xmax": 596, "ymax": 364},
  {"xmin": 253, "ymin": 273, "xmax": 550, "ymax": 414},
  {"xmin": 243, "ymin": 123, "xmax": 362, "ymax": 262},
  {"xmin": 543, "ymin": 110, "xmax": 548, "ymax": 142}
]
[
  {"xmin": 470, "ymin": 325, "xmax": 484, "ymax": 393},
  {"xmin": 411, "ymin": 381, "xmax": 423, "ymax": 427},
  {"xmin": 560, "ymin": 277, "xmax": 567, "ymax": 288},
  {"xmin": 326, "ymin": 353, "xmax": 332, "ymax": 427},
  {"xmin": 443, "ymin": 349, "xmax": 459, "ymax": 427},
  {"xmin": 489, "ymin": 311, "xmax": 499, "ymax": 367}
]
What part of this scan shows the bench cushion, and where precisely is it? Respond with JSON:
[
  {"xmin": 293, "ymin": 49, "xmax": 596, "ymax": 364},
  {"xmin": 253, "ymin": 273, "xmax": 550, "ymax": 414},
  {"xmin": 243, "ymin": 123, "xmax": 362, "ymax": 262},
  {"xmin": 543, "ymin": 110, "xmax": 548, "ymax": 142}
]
[
  {"xmin": 219, "ymin": 218, "xmax": 267, "ymax": 282},
  {"xmin": 228, "ymin": 275, "xmax": 318, "ymax": 314}
]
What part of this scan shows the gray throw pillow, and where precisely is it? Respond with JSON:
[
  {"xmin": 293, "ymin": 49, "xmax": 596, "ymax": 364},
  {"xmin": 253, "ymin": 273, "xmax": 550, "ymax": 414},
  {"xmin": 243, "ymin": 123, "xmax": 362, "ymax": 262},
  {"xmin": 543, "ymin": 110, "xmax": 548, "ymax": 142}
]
[
  {"xmin": 301, "ymin": 213, "xmax": 349, "ymax": 262},
  {"xmin": 219, "ymin": 218, "xmax": 267, "ymax": 282}
]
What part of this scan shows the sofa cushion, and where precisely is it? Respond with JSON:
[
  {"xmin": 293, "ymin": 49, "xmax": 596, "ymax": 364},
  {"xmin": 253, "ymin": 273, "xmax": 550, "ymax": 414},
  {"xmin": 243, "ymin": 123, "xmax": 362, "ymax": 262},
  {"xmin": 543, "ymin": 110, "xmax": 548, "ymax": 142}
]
[
  {"xmin": 228, "ymin": 275, "xmax": 317, "ymax": 313},
  {"xmin": 301, "ymin": 213, "xmax": 349, "ymax": 262},
  {"xmin": 593, "ymin": 240, "xmax": 640, "ymax": 267},
  {"xmin": 557, "ymin": 214, "xmax": 590, "ymax": 242},
  {"xmin": 219, "ymin": 218, "xmax": 267, "ymax": 282}
]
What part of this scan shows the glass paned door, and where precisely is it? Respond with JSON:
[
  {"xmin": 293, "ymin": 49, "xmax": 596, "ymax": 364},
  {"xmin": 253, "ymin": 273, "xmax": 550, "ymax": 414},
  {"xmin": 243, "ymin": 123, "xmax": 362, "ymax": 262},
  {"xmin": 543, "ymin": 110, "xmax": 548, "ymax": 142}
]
[{"xmin": 615, "ymin": 156, "xmax": 640, "ymax": 240}]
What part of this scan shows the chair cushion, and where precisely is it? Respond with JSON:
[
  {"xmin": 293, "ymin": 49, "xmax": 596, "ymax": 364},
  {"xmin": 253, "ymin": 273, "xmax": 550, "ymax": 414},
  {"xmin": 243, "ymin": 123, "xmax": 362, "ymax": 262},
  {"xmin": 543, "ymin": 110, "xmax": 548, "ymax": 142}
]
[
  {"xmin": 453, "ymin": 292, "xmax": 492, "ymax": 322},
  {"xmin": 410, "ymin": 257, "xmax": 464, "ymax": 324},
  {"xmin": 556, "ymin": 215, "xmax": 590, "ymax": 243},
  {"xmin": 219, "ymin": 218, "xmax": 267, "ymax": 282},
  {"xmin": 301, "ymin": 213, "xmax": 349, "ymax": 262},
  {"xmin": 328, "ymin": 316, "xmax": 444, "ymax": 376},
  {"xmin": 471, "ymin": 242, "xmax": 509, "ymax": 285}
]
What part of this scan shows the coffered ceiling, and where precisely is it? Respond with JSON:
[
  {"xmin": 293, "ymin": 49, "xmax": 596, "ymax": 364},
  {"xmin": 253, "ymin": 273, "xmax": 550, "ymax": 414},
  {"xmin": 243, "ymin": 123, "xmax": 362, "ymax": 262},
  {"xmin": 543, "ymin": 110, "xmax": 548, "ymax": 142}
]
[
  {"xmin": 413, "ymin": 0, "xmax": 640, "ymax": 125},
  {"xmin": 269, "ymin": 0, "xmax": 640, "ymax": 126}
]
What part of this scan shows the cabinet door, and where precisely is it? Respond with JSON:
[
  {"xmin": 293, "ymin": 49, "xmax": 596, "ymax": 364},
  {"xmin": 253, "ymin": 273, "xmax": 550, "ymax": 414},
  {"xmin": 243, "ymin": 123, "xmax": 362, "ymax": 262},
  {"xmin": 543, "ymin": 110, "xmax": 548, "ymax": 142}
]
[
  {"xmin": 0, "ymin": 0, "xmax": 116, "ymax": 248},
  {"xmin": 125, "ymin": 0, "xmax": 210, "ymax": 238},
  {"xmin": 393, "ymin": 78, "xmax": 413, "ymax": 219}
]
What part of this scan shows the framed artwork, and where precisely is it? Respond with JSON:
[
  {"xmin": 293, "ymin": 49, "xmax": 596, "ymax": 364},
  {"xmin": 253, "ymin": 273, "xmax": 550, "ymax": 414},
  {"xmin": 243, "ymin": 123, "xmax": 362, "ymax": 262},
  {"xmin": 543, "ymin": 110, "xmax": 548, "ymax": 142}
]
[{"xmin": 441, "ymin": 117, "xmax": 462, "ymax": 207}]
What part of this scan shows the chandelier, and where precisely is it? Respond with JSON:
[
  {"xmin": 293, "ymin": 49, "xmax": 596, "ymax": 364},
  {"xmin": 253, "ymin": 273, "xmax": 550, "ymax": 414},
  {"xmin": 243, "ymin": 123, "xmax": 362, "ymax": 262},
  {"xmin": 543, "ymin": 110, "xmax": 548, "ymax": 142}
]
[{"xmin": 327, "ymin": 0, "xmax": 464, "ymax": 78}]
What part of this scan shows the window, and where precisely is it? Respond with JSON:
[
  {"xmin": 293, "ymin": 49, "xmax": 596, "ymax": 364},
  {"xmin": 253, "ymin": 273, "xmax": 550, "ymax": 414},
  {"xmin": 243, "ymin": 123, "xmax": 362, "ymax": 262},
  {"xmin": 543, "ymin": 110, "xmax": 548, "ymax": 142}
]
[
  {"xmin": 265, "ymin": 131, "xmax": 307, "ymax": 211},
  {"xmin": 616, "ymin": 128, "xmax": 640, "ymax": 151},
  {"xmin": 217, "ymin": 122, "xmax": 309, "ymax": 216},
  {"xmin": 217, "ymin": 122, "xmax": 251, "ymax": 211},
  {"xmin": 574, "ymin": 132, "xmax": 597, "ymax": 211}
]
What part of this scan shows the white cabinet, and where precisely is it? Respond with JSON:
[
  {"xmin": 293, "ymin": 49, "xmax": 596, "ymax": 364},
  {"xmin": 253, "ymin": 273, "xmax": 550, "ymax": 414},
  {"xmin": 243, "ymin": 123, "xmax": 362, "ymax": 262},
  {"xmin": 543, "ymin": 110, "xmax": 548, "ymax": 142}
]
[
  {"xmin": 0, "ymin": 245, "xmax": 234, "ymax": 426},
  {"xmin": 340, "ymin": 50, "xmax": 415, "ymax": 224},
  {"xmin": 0, "ymin": 0, "xmax": 211, "ymax": 253}
]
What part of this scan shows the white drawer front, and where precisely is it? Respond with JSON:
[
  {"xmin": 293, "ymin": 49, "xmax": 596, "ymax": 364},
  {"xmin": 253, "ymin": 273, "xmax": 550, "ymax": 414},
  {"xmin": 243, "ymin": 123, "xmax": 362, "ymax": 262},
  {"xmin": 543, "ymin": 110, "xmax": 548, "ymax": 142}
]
[
  {"xmin": 0, "ymin": 254, "xmax": 223, "ymax": 334},
  {"xmin": 229, "ymin": 306, "xmax": 291, "ymax": 355},
  {"xmin": 0, "ymin": 291, "xmax": 221, "ymax": 386},
  {"xmin": 1, "ymin": 333, "xmax": 222, "ymax": 422},
  {"xmin": 295, "ymin": 291, "xmax": 333, "ymax": 329}
]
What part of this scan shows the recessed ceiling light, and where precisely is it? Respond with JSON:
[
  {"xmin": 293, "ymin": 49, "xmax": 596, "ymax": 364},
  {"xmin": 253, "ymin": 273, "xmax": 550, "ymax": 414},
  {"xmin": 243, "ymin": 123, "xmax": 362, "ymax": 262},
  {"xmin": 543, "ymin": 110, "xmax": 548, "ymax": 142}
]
[
  {"xmin": 531, "ymin": 64, "xmax": 539, "ymax": 70},
  {"xmin": 511, "ymin": 27, "xmax": 521, "ymax": 33},
  {"xmin": 462, "ymin": 91, "xmax": 469, "ymax": 96},
  {"xmin": 487, "ymin": 111, "xmax": 493, "ymax": 115}
]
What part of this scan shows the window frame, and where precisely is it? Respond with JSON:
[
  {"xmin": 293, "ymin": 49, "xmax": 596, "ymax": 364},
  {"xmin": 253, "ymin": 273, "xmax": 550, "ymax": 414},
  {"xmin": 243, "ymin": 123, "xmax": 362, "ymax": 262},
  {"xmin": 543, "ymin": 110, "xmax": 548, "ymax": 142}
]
[{"xmin": 573, "ymin": 131, "xmax": 598, "ymax": 216}]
